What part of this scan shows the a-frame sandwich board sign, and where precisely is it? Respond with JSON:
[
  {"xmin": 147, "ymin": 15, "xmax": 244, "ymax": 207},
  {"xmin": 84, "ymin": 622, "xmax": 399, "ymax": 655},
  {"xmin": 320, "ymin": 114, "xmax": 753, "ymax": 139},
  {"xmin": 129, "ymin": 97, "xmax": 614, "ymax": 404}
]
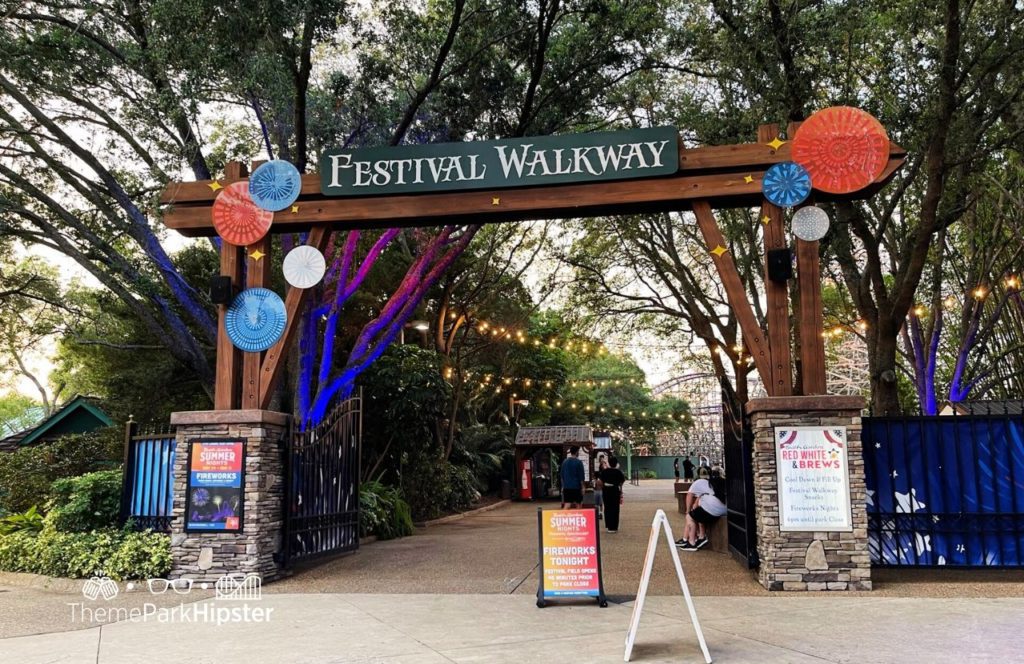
[
  {"xmin": 624, "ymin": 509, "xmax": 712, "ymax": 663},
  {"xmin": 536, "ymin": 507, "xmax": 608, "ymax": 608}
]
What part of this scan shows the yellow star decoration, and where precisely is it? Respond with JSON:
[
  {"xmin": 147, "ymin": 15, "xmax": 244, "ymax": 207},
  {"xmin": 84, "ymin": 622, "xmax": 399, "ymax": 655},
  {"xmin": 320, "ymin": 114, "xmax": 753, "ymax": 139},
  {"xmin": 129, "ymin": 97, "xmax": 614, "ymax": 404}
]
[
  {"xmin": 710, "ymin": 244, "xmax": 728, "ymax": 257},
  {"xmin": 491, "ymin": 197, "xmax": 501, "ymax": 206},
  {"xmin": 743, "ymin": 175, "xmax": 754, "ymax": 184},
  {"xmin": 290, "ymin": 205, "xmax": 300, "ymax": 213},
  {"xmin": 249, "ymin": 249, "xmax": 266, "ymax": 261},
  {"xmin": 766, "ymin": 137, "xmax": 786, "ymax": 150},
  {"xmin": 761, "ymin": 214, "xmax": 772, "ymax": 225},
  {"xmin": 208, "ymin": 181, "xmax": 223, "ymax": 192}
]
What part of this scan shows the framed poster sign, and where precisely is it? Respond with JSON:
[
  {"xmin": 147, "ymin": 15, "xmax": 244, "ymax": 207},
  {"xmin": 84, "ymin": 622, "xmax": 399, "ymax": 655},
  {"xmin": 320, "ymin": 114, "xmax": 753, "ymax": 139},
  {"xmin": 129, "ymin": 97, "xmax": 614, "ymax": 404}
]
[
  {"xmin": 775, "ymin": 427, "xmax": 852, "ymax": 532},
  {"xmin": 536, "ymin": 508, "xmax": 607, "ymax": 608},
  {"xmin": 185, "ymin": 439, "xmax": 245, "ymax": 533}
]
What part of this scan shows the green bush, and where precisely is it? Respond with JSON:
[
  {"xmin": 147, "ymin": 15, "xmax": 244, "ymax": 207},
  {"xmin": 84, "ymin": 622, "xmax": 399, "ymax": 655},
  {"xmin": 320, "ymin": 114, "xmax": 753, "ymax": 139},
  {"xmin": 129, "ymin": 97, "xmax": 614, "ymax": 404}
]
[
  {"xmin": 640, "ymin": 469, "xmax": 658, "ymax": 479},
  {"xmin": 0, "ymin": 526, "xmax": 170, "ymax": 580},
  {"xmin": 452, "ymin": 425, "xmax": 514, "ymax": 494},
  {"xmin": 0, "ymin": 506, "xmax": 44, "ymax": 536},
  {"xmin": 45, "ymin": 469, "xmax": 123, "ymax": 533},
  {"xmin": 401, "ymin": 452, "xmax": 480, "ymax": 521},
  {"xmin": 0, "ymin": 428, "xmax": 122, "ymax": 514},
  {"xmin": 359, "ymin": 481, "xmax": 414, "ymax": 540},
  {"xmin": 0, "ymin": 505, "xmax": 44, "ymax": 535}
]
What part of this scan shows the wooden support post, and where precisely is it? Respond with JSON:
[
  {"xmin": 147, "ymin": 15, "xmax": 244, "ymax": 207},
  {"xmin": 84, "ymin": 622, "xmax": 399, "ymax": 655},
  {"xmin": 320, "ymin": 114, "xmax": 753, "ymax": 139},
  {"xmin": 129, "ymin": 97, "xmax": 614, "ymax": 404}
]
[
  {"xmin": 258, "ymin": 225, "xmax": 332, "ymax": 410},
  {"xmin": 758, "ymin": 124, "xmax": 793, "ymax": 397},
  {"xmin": 796, "ymin": 237, "xmax": 827, "ymax": 394},
  {"xmin": 786, "ymin": 121, "xmax": 827, "ymax": 395},
  {"xmin": 213, "ymin": 161, "xmax": 247, "ymax": 410},
  {"xmin": 242, "ymin": 234, "xmax": 271, "ymax": 409},
  {"xmin": 690, "ymin": 199, "xmax": 772, "ymax": 387}
]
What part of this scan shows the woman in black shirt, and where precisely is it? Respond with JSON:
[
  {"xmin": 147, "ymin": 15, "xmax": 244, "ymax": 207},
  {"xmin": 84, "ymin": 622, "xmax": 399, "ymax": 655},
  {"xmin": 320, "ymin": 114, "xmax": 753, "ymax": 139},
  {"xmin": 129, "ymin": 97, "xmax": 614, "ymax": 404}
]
[{"xmin": 599, "ymin": 457, "xmax": 626, "ymax": 532}]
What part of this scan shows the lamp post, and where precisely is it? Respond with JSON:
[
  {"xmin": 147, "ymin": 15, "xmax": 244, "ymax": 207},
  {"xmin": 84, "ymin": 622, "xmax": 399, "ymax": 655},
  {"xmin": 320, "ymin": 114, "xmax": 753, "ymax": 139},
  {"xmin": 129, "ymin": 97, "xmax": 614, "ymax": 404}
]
[{"xmin": 400, "ymin": 319, "xmax": 431, "ymax": 346}]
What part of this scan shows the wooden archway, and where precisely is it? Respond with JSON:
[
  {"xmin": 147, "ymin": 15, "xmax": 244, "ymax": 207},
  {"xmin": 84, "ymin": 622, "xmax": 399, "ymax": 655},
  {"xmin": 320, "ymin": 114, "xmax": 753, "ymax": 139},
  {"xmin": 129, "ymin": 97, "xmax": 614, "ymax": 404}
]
[{"xmin": 161, "ymin": 122, "xmax": 905, "ymax": 411}]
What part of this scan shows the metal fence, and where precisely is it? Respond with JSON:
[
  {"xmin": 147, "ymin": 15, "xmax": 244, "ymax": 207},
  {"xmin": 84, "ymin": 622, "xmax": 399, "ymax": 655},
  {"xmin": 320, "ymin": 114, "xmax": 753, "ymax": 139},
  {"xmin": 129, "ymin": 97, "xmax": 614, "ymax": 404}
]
[
  {"xmin": 863, "ymin": 402, "xmax": 1024, "ymax": 568},
  {"xmin": 120, "ymin": 421, "xmax": 176, "ymax": 532},
  {"xmin": 282, "ymin": 391, "xmax": 362, "ymax": 566}
]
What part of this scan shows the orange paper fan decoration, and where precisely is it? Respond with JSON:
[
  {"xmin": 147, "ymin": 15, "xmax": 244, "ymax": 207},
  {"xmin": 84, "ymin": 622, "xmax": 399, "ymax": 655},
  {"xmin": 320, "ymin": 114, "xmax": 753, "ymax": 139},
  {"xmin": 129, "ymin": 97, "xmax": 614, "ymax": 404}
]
[
  {"xmin": 791, "ymin": 107, "xmax": 889, "ymax": 195},
  {"xmin": 211, "ymin": 181, "xmax": 273, "ymax": 246}
]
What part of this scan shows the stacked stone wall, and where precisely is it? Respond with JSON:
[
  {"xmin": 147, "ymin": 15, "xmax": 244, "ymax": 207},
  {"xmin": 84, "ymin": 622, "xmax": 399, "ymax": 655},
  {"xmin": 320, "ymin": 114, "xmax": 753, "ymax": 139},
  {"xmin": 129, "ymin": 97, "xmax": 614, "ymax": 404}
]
[
  {"xmin": 747, "ymin": 397, "xmax": 871, "ymax": 591},
  {"xmin": 168, "ymin": 410, "xmax": 288, "ymax": 582}
]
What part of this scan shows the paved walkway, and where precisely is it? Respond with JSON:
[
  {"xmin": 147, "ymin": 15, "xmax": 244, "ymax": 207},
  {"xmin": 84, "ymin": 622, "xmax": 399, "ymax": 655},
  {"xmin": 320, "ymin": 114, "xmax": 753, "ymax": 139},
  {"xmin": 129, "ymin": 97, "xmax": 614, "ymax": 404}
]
[
  {"xmin": 2, "ymin": 593, "xmax": 1023, "ymax": 663},
  {"xmin": 273, "ymin": 480, "xmax": 764, "ymax": 597},
  {"xmin": 3, "ymin": 480, "xmax": 1024, "ymax": 662}
]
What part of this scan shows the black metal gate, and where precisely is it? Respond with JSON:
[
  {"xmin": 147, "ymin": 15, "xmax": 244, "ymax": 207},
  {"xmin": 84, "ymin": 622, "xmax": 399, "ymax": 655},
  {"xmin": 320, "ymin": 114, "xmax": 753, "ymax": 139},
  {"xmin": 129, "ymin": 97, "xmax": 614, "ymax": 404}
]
[
  {"xmin": 282, "ymin": 391, "xmax": 362, "ymax": 566},
  {"xmin": 722, "ymin": 384, "xmax": 758, "ymax": 568}
]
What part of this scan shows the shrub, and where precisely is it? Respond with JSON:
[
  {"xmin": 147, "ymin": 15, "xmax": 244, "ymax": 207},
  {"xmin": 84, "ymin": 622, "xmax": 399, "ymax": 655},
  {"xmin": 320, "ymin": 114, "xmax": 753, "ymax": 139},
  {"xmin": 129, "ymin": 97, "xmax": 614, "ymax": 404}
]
[
  {"xmin": 0, "ymin": 506, "xmax": 44, "ymax": 535},
  {"xmin": 0, "ymin": 428, "xmax": 122, "ymax": 514},
  {"xmin": 640, "ymin": 469, "xmax": 658, "ymax": 479},
  {"xmin": 359, "ymin": 481, "xmax": 414, "ymax": 540},
  {"xmin": 45, "ymin": 469, "xmax": 123, "ymax": 533},
  {"xmin": 401, "ymin": 452, "xmax": 480, "ymax": 521},
  {"xmin": 0, "ymin": 526, "xmax": 170, "ymax": 580},
  {"xmin": 452, "ymin": 425, "xmax": 514, "ymax": 494}
]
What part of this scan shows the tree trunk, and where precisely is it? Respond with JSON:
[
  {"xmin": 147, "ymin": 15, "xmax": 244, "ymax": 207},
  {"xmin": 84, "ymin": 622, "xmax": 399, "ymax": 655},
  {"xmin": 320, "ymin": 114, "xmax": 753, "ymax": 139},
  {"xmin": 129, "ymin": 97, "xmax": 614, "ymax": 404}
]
[{"xmin": 869, "ymin": 324, "xmax": 901, "ymax": 414}]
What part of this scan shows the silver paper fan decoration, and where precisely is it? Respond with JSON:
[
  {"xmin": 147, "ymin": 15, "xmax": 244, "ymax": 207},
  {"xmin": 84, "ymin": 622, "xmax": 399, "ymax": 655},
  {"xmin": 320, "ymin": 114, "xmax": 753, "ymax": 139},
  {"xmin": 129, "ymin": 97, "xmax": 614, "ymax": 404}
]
[
  {"xmin": 791, "ymin": 206, "xmax": 831, "ymax": 242},
  {"xmin": 282, "ymin": 245, "xmax": 326, "ymax": 289}
]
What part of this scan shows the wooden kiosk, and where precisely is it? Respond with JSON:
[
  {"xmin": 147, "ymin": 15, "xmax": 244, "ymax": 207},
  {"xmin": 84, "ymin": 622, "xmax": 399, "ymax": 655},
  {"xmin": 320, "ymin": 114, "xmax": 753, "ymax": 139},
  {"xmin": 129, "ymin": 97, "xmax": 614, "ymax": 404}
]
[{"xmin": 514, "ymin": 425, "xmax": 594, "ymax": 501}]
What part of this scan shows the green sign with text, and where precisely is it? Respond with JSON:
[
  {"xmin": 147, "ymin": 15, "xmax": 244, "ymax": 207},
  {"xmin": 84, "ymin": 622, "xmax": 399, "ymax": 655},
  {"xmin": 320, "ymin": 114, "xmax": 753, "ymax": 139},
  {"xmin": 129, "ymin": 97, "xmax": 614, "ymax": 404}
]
[{"xmin": 319, "ymin": 127, "xmax": 679, "ymax": 197}]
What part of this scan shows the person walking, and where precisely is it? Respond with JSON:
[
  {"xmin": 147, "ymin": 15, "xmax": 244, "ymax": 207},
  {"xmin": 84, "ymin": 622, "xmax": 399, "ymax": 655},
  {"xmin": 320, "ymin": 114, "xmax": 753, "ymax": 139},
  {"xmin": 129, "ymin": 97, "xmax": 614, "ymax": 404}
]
[
  {"xmin": 560, "ymin": 446, "xmax": 585, "ymax": 508},
  {"xmin": 599, "ymin": 456, "xmax": 626, "ymax": 533},
  {"xmin": 673, "ymin": 457, "xmax": 680, "ymax": 480},
  {"xmin": 594, "ymin": 454, "xmax": 609, "ymax": 519}
]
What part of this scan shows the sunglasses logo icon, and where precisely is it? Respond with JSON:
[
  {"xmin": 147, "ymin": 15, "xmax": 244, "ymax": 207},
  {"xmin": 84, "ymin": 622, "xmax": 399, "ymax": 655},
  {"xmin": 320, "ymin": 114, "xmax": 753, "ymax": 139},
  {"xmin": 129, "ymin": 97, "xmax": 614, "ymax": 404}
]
[{"xmin": 147, "ymin": 578, "xmax": 194, "ymax": 595}]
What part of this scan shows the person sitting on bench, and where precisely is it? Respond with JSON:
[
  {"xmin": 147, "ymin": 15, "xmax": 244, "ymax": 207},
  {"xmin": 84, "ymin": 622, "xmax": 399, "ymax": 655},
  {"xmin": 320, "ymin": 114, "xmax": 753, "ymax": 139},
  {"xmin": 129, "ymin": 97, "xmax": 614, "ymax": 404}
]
[{"xmin": 676, "ymin": 468, "xmax": 727, "ymax": 551}]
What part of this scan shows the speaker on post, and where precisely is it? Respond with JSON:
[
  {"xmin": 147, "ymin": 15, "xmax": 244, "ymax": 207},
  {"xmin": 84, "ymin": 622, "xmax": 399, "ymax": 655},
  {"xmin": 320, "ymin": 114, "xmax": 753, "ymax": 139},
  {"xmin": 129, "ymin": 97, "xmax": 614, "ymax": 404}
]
[
  {"xmin": 767, "ymin": 248, "xmax": 793, "ymax": 283},
  {"xmin": 209, "ymin": 276, "xmax": 234, "ymax": 304}
]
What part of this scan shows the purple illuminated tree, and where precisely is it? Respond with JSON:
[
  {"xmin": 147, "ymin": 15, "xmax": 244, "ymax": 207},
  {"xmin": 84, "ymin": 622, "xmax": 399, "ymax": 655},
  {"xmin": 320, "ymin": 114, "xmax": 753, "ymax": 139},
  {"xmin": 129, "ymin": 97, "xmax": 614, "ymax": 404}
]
[
  {"xmin": 297, "ymin": 225, "xmax": 480, "ymax": 427},
  {"xmin": 902, "ymin": 171, "xmax": 1024, "ymax": 414}
]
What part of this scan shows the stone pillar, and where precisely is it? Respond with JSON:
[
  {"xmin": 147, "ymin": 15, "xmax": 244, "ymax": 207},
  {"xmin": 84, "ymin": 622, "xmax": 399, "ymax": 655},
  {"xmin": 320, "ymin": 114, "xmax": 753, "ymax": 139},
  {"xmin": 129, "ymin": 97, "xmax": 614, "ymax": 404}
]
[
  {"xmin": 168, "ymin": 410, "xmax": 289, "ymax": 582},
  {"xmin": 747, "ymin": 396, "xmax": 871, "ymax": 591}
]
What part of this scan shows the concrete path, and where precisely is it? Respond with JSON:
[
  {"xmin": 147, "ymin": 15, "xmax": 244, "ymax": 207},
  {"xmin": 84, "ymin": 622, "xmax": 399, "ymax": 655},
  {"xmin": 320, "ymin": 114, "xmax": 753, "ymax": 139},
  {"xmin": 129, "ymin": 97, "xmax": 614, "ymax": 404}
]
[
  {"xmin": 3, "ymin": 479, "xmax": 1023, "ymax": 661},
  {"xmin": 273, "ymin": 480, "xmax": 765, "ymax": 597},
  {"xmin": 2, "ymin": 592, "xmax": 1023, "ymax": 663},
  {"xmin": 272, "ymin": 480, "xmax": 1024, "ymax": 598}
]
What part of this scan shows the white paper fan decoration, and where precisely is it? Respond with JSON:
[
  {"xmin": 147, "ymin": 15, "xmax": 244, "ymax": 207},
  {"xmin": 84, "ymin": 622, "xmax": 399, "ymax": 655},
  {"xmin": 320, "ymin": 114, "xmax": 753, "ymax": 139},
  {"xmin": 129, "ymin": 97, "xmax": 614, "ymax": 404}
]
[
  {"xmin": 791, "ymin": 205, "xmax": 831, "ymax": 242},
  {"xmin": 283, "ymin": 245, "xmax": 326, "ymax": 289}
]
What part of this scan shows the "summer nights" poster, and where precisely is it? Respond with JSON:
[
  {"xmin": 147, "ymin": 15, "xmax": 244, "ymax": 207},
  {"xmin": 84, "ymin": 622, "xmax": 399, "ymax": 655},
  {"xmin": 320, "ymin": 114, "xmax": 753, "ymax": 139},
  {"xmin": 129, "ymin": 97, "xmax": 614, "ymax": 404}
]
[
  {"xmin": 540, "ymin": 509, "xmax": 601, "ymax": 598},
  {"xmin": 186, "ymin": 439, "xmax": 245, "ymax": 532}
]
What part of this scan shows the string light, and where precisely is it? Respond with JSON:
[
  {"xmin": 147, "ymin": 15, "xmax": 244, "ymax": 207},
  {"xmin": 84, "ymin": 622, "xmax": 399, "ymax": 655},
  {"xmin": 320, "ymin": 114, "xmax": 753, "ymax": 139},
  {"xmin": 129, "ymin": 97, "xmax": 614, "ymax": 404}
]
[
  {"xmin": 455, "ymin": 313, "xmax": 610, "ymax": 355},
  {"xmin": 820, "ymin": 278, "xmax": 1019, "ymax": 341}
]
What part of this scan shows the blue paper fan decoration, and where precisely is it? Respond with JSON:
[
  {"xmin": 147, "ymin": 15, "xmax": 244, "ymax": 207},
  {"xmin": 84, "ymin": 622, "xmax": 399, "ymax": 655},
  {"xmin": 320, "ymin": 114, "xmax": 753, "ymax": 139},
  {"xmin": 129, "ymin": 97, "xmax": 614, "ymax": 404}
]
[
  {"xmin": 225, "ymin": 288, "xmax": 287, "ymax": 352},
  {"xmin": 762, "ymin": 161, "xmax": 812, "ymax": 208},
  {"xmin": 248, "ymin": 160, "xmax": 301, "ymax": 212}
]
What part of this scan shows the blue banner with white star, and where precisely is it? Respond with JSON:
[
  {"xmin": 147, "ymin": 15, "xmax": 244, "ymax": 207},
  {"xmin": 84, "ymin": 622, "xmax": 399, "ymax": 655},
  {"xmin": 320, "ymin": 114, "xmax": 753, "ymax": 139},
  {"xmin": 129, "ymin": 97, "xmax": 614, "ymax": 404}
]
[{"xmin": 864, "ymin": 415, "xmax": 1024, "ymax": 567}]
